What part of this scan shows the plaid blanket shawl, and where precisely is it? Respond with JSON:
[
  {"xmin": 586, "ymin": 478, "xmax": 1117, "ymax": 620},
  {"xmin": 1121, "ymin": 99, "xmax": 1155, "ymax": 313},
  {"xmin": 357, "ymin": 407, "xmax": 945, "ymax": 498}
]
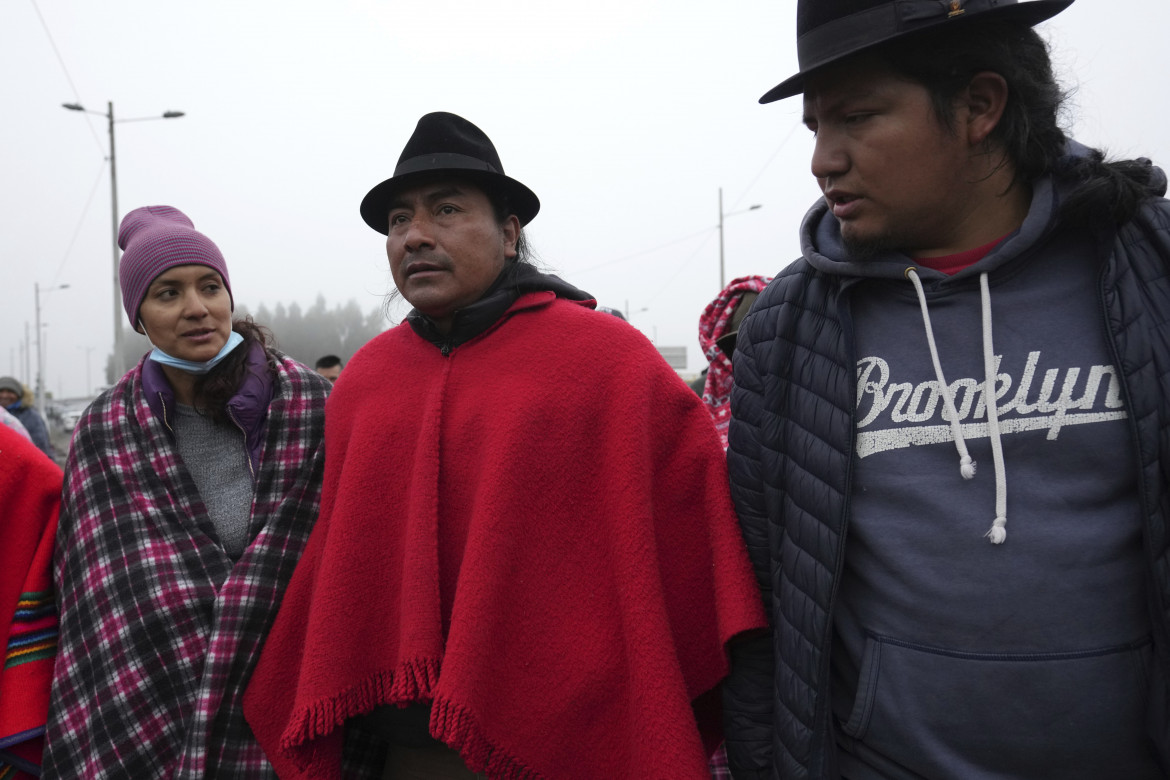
[{"xmin": 42, "ymin": 351, "xmax": 328, "ymax": 779}]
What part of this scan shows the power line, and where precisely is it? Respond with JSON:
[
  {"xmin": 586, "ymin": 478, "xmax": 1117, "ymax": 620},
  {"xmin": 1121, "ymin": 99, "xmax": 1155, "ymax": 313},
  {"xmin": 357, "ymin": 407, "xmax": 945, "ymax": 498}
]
[
  {"xmin": 638, "ymin": 122, "xmax": 802, "ymax": 304},
  {"xmin": 576, "ymin": 122, "xmax": 803, "ymax": 307},
  {"xmin": 643, "ymin": 231, "xmax": 717, "ymax": 307},
  {"xmin": 573, "ymin": 226, "xmax": 714, "ymax": 275},
  {"xmin": 50, "ymin": 160, "xmax": 107, "ymax": 286},
  {"xmin": 727, "ymin": 119, "xmax": 802, "ymax": 213},
  {"xmin": 29, "ymin": 0, "xmax": 104, "ymax": 155}
]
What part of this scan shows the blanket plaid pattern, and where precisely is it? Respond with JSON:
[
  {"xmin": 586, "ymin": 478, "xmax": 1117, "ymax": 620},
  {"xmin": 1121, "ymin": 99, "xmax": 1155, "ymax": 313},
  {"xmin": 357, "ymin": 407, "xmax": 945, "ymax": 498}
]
[{"xmin": 42, "ymin": 353, "xmax": 332, "ymax": 779}]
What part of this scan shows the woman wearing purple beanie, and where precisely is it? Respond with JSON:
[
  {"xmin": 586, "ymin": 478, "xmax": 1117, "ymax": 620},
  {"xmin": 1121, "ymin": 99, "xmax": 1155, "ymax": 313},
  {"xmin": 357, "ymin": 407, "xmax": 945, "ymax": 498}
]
[{"xmin": 40, "ymin": 206, "xmax": 358, "ymax": 778}]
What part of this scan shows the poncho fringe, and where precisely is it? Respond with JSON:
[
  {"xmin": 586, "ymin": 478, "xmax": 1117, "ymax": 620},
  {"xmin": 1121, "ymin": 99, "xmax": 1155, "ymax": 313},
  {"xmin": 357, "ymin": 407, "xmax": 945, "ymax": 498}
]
[{"xmin": 282, "ymin": 657, "xmax": 442, "ymax": 750}]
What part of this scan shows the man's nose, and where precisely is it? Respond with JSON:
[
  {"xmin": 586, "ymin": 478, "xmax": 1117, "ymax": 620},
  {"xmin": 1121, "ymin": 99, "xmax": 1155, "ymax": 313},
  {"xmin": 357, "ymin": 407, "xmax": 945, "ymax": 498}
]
[
  {"xmin": 810, "ymin": 131, "xmax": 848, "ymax": 181},
  {"xmin": 403, "ymin": 215, "xmax": 435, "ymax": 251}
]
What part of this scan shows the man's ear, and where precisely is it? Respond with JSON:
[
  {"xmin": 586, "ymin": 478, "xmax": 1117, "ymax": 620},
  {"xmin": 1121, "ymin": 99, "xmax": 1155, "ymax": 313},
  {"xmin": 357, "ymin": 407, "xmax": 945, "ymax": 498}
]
[
  {"xmin": 963, "ymin": 70, "xmax": 1010, "ymax": 147},
  {"xmin": 502, "ymin": 214, "xmax": 521, "ymax": 260}
]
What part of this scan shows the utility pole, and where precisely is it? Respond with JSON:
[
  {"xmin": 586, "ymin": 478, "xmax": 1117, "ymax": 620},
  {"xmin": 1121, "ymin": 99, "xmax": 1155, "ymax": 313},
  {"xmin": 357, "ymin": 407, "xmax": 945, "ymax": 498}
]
[
  {"xmin": 717, "ymin": 187, "xmax": 763, "ymax": 291},
  {"xmin": 108, "ymin": 101, "xmax": 123, "ymax": 379},
  {"xmin": 34, "ymin": 283, "xmax": 69, "ymax": 411},
  {"xmin": 35, "ymin": 283, "xmax": 43, "ymax": 409},
  {"xmin": 718, "ymin": 187, "xmax": 725, "ymax": 290}
]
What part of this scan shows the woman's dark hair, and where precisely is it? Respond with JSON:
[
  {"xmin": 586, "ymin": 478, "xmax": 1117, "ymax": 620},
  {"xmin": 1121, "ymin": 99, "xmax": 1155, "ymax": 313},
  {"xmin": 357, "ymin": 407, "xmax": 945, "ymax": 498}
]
[
  {"xmin": 192, "ymin": 317, "xmax": 277, "ymax": 424},
  {"xmin": 880, "ymin": 19, "xmax": 1161, "ymax": 225}
]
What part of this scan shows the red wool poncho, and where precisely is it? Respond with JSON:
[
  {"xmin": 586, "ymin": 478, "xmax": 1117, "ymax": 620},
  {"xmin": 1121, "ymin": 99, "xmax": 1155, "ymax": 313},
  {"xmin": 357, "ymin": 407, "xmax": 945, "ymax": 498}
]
[{"xmin": 244, "ymin": 292, "xmax": 766, "ymax": 779}]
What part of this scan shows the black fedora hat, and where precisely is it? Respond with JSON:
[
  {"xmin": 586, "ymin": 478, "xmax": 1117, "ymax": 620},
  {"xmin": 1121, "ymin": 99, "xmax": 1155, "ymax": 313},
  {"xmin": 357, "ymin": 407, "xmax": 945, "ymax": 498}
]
[
  {"xmin": 360, "ymin": 112, "xmax": 540, "ymax": 234},
  {"xmin": 760, "ymin": 0, "xmax": 1074, "ymax": 104}
]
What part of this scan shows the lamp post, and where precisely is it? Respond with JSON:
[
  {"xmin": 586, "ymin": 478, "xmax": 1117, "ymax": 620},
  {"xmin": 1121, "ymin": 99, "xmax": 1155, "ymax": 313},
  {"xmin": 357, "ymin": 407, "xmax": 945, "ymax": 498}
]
[
  {"xmin": 23, "ymin": 323, "xmax": 30, "ymax": 386},
  {"xmin": 34, "ymin": 282, "xmax": 70, "ymax": 412},
  {"xmin": 62, "ymin": 101, "xmax": 185, "ymax": 379},
  {"xmin": 77, "ymin": 345, "xmax": 96, "ymax": 397},
  {"xmin": 624, "ymin": 300, "xmax": 650, "ymax": 320},
  {"xmin": 718, "ymin": 187, "xmax": 763, "ymax": 290}
]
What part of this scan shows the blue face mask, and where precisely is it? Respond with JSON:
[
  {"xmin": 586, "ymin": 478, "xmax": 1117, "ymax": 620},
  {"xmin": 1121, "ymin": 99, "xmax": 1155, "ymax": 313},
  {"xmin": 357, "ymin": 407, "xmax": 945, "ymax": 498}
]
[{"xmin": 148, "ymin": 330, "xmax": 246, "ymax": 375}]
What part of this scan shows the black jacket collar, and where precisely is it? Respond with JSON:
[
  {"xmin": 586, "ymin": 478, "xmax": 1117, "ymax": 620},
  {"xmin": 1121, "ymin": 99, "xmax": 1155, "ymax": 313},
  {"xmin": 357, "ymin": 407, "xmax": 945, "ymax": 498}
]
[{"xmin": 406, "ymin": 263, "xmax": 592, "ymax": 352}]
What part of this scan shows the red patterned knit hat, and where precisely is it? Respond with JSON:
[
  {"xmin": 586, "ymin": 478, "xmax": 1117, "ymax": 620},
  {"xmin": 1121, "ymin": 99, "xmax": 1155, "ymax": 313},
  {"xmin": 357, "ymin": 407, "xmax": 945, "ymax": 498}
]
[
  {"xmin": 117, "ymin": 205, "xmax": 233, "ymax": 329},
  {"xmin": 697, "ymin": 275, "xmax": 772, "ymax": 450}
]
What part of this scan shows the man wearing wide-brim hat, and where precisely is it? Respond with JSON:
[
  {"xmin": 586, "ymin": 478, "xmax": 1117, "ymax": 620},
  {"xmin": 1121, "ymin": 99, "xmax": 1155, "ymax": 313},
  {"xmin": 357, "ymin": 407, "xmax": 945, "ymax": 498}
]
[
  {"xmin": 244, "ymin": 112, "xmax": 767, "ymax": 779},
  {"xmin": 724, "ymin": 0, "xmax": 1170, "ymax": 777}
]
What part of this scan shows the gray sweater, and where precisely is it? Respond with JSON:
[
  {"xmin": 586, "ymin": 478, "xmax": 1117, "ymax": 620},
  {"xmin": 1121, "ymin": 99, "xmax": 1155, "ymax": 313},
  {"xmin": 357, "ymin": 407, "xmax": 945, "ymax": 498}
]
[{"xmin": 173, "ymin": 403, "xmax": 253, "ymax": 560}]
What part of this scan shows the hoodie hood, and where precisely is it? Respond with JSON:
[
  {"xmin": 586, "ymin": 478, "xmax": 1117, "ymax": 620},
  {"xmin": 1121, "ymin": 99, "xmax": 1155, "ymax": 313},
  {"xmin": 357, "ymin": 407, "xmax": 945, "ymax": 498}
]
[
  {"xmin": 800, "ymin": 140, "xmax": 1166, "ymax": 282},
  {"xmin": 801, "ymin": 175, "xmax": 1060, "ymax": 283}
]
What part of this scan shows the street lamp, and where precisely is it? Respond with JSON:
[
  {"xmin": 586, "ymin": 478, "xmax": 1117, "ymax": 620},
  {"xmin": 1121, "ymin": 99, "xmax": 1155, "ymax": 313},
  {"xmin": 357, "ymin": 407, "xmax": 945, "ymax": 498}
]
[
  {"xmin": 35, "ymin": 282, "xmax": 70, "ymax": 412},
  {"xmin": 624, "ymin": 300, "xmax": 650, "ymax": 320},
  {"xmin": 718, "ymin": 187, "xmax": 762, "ymax": 290},
  {"xmin": 62, "ymin": 101, "xmax": 185, "ymax": 379}
]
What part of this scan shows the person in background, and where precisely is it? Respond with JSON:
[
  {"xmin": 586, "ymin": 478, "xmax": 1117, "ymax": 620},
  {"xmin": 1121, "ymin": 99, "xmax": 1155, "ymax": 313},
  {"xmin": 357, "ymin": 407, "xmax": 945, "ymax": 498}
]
[
  {"xmin": 0, "ymin": 407, "xmax": 31, "ymax": 442},
  {"xmin": 42, "ymin": 205, "xmax": 337, "ymax": 778},
  {"xmin": 724, "ymin": 0, "xmax": 1170, "ymax": 777},
  {"xmin": 0, "ymin": 377, "xmax": 53, "ymax": 460},
  {"xmin": 692, "ymin": 274, "xmax": 772, "ymax": 780},
  {"xmin": 0, "ymin": 425, "xmax": 61, "ymax": 780},
  {"xmin": 695, "ymin": 275, "xmax": 770, "ymax": 450},
  {"xmin": 688, "ymin": 279, "xmax": 766, "ymax": 399},
  {"xmin": 314, "ymin": 354, "xmax": 343, "ymax": 382},
  {"xmin": 244, "ymin": 111, "xmax": 765, "ymax": 779}
]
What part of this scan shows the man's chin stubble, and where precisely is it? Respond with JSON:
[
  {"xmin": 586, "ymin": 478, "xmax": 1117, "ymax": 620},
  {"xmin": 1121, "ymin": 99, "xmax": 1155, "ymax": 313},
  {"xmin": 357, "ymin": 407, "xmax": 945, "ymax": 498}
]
[{"xmin": 842, "ymin": 231, "xmax": 896, "ymax": 261}]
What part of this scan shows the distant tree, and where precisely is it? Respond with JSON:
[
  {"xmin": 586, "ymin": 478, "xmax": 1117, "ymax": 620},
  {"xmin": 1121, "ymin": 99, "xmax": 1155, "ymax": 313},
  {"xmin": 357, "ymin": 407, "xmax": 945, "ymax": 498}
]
[{"xmin": 103, "ymin": 297, "xmax": 389, "ymax": 386}]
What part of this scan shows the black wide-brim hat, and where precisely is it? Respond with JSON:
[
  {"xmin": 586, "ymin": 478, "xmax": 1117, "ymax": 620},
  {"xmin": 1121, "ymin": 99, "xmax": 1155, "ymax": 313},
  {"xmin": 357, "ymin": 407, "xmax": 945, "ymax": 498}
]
[
  {"xmin": 760, "ymin": 0, "xmax": 1074, "ymax": 103},
  {"xmin": 360, "ymin": 112, "xmax": 540, "ymax": 234}
]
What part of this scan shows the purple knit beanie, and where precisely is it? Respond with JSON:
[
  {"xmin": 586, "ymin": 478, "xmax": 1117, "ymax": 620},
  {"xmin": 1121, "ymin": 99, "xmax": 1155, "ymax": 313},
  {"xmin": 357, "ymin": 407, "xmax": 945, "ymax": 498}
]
[{"xmin": 118, "ymin": 205, "xmax": 233, "ymax": 329}]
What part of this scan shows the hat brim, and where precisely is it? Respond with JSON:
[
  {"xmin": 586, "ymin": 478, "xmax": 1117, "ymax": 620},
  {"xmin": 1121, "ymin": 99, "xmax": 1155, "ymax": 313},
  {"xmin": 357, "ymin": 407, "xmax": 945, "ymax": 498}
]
[
  {"xmin": 360, "ymin": 167, "xmax": 540, "ymax": 235},
  {"xmin": 759, "ymin": 0, "xmax": 1073, "ymax": 103}
]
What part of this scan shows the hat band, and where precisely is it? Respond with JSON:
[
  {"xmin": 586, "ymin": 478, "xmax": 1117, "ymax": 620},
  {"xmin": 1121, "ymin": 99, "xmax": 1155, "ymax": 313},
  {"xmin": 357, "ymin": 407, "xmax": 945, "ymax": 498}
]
[
  {"xmin": 797, "ymin": 0, "xmax": 1007, "ymax": 71},
  {"xmin": 394, "ymin": 152, "xmax": 502, "ymax": 178}
]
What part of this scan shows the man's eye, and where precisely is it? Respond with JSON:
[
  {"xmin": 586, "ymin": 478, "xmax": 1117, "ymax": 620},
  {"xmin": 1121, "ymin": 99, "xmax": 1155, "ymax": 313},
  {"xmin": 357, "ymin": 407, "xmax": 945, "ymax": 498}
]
[
  {"xmin": 389, "ymin": 214, "xmax": 409, "ymax": 226},
  {"xmin": 845, "ymin": 113, "xmax": 873, "ymax": 125}
]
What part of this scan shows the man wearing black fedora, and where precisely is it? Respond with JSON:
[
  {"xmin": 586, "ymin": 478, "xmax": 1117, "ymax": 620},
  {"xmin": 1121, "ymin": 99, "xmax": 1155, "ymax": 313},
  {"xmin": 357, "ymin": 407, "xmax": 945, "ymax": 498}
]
[
  {"xmin": 725, "ymin": 1, "xmax": 1170, "ymax": 778},
  {"xmin": 244, "ymin": 111, "xmax": 767, "ymax": 778}
]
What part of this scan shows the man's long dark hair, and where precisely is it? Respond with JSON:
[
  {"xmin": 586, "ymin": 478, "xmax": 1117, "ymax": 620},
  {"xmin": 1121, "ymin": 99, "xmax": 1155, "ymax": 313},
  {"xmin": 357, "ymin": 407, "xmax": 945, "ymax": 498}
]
[
  {"xmin": 191, "ymin": 317, "xmax": 277, "ymax": 424},
  {"xmin": 881, "ymin": 18, "xmax": 1161, "ymax": 226}
]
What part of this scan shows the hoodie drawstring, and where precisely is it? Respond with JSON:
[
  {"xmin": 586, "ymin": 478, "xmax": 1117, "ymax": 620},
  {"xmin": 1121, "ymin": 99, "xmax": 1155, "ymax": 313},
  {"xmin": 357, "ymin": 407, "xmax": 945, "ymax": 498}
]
[
  {"xmin": 905, "ymin": 268, "xmax": 1008, "ymax": 544},
  {"xmin": 980, "ymin": 273, "xmax": 1008, "ymax": 543}
]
